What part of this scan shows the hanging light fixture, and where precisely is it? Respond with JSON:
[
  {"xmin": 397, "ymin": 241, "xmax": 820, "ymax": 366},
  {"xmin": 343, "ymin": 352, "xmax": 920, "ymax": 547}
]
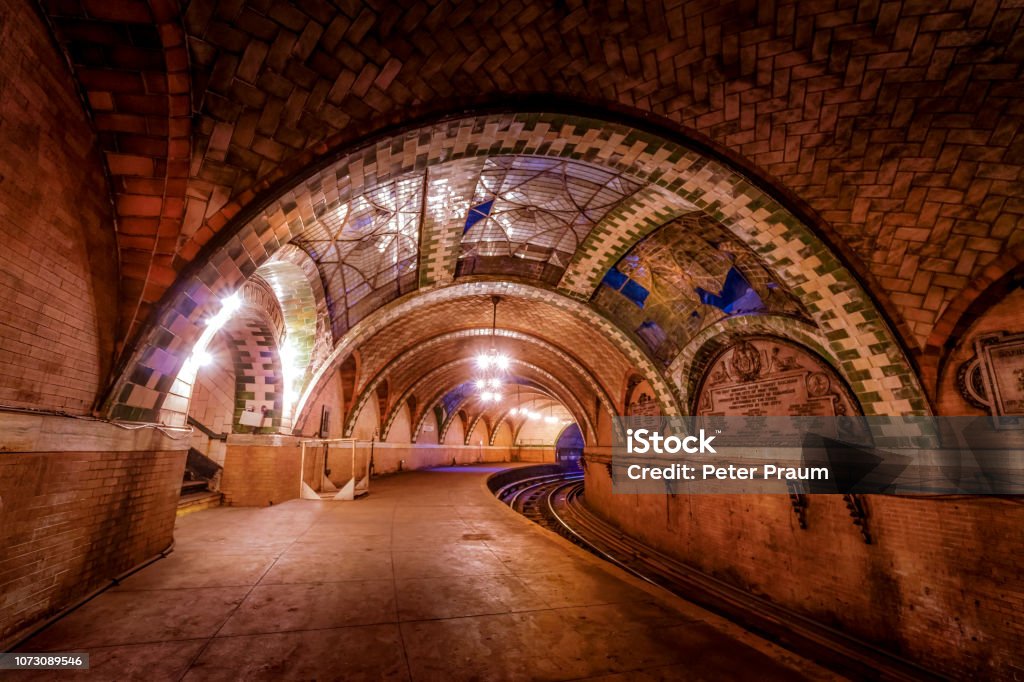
[{"xmin": 474, "ymin": 295, "xmax": 509, "ymax": 402}]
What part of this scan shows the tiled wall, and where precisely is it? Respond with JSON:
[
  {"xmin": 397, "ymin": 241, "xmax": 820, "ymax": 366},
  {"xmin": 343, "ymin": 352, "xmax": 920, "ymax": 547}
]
[
  {"xmin": 0, "ymin": 0, "xmax": 117, "ymax": 414},
  {"xmin": 0, "ymin": 414, "xmax": 186, "ymax": 647}
]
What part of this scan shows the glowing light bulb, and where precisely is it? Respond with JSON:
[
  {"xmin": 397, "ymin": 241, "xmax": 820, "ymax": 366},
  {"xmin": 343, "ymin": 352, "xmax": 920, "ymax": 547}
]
[
  {"xmin": 494, "ymin": 354, "xmax": 510, "ymax": 371},
  {"xmin": 492, "ymin": 393, "xmax": 502, "ymax": 402},
  {"xmin": 192, "ymin": 350, "xmax": 213, "ymax": 367},
  {"xmin": 488, "ymin": 377, "xmax": 501, "ymax": 389},
  {"xmin": 510, "ymin": 407, "xmax": 519, "ymax": 416},
  {"xmin": 221, "ymin": 293, "xmax": 242, "ymax": 313},
  {"xmin": 475, "ymin": 354, "xmax": 492, "ymax": 370},
  {"xmin": 475, "ymin": 379, "xmax": 487, "ymax": 390},
  {"xmin": 545, "ymin": 415, "xmax": 558, "ymax": 424}
]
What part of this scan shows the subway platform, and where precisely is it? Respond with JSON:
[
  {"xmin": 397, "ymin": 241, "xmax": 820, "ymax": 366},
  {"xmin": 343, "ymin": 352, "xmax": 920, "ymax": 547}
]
[{"xmin": 14, "ymin": 466, "xmax": 839, "ymax": 681}]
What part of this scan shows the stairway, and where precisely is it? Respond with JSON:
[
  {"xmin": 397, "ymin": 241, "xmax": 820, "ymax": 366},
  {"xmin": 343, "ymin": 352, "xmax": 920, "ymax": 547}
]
[{"xmin": 178, "ymin": 448, "xmax": 223, "ymax": 516}]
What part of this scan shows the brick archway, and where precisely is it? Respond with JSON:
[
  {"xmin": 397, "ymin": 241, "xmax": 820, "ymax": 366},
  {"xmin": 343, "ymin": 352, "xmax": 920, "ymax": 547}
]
[{"xmin": 103, "ymin": 110, "xmax": 928, "ymax": 423}]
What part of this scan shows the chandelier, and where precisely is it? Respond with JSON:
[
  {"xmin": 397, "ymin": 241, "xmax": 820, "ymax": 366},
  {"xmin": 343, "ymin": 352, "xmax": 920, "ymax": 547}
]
[{"xmin": 475, "ymin": 295, "xmax": 509, "ymax": 403}]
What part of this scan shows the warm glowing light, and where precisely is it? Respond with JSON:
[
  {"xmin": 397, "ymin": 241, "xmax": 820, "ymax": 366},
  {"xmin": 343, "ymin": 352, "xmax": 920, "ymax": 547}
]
[
  {"xmin": 544, "ymin": 415, "xmax": 558, "ymax": 424},
  {"xmin": 221, "ymin": 293, "xmax": 242, "ymax": 313},
  {"xmin": 480, "ymin": 391, "xmax": 493, "ymax": 402},
  {"xmin": 475, "ymin": 379, "xmax": 487, "ymax": 390},
  {"xmin": 206, "ymin": 292, "xmax": 243, "ymax": 330},
  {"xmin": 527, "ymin": 411, "xmax": 540, "ymax": 420},
  {"xmin": 488, "ymin": 377, "xmax": 501, "ymax": 389},
  {"xmin": 475, "ymin": 350, "xmax": 511, "ymax": 372},
  {"xmin": 279, "ymin": 340, "xmax": 303, "ymax": 413},
  {"xmin": 280, "ymin": 343, "xmax": 297, "ymax": 368},
  {"xmin": 510, "ymin": 407, "xmax": 519, "ymax": 415},
  {"xmin": 192, "ymin": 350, "xmax": 213, "ymax": 367}
]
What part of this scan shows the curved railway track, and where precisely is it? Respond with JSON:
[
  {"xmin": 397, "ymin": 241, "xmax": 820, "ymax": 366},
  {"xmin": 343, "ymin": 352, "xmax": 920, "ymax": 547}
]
[{"xmin": 494, "ymin": 467, "xmax": 944, "ymax": 682}]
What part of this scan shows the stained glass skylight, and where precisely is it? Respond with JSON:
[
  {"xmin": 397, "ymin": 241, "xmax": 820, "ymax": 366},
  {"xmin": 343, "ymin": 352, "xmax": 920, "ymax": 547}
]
[
  {"xmin": 293, "ymin": 175, "xmax": 422, "ymax": 338},
  {"xmin": 457, "ymin": 157, "xmax": 642, "ymax": 282}
]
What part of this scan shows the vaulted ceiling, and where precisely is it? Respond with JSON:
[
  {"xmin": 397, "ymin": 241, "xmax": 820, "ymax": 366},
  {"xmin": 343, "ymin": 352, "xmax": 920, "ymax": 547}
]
[{"xmin": 33, "ymin": 0, "xmax": 1024, "ymax": 431}]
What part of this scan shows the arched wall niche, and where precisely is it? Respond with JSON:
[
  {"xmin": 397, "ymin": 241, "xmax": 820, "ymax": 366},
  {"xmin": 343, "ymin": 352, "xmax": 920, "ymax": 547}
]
[
  {"xmin": 921, "ymin": 248, "xmax": 1024, "ymax": 405},
  {"xmin": 350, "ymin": 391, "xmax": 380, "ymax": 440},
  {"xmin": 467, "ymin": 418, "xmax": 488, "ymax": 446},
  {"xmin": 624, "ymin": 374, "xmax": 661, "ymax": 421},
  {"xmin": 444, "ymin": 412, "xmax": 466, "ymax": 446},
  {"xmin": 694, "ymin": 335, "xmax": 862, "ymax": 418},
  {"xmin": 670, "ymin": 314, "xmax": 837, "ymax": 415},
  {"xmin": 938, "ymin": 284, "xmax": 1024, "ymax": 418},
  {"xmin": 491, "ymin": 421, "xmax": 514, "ymax": 447},
  {"xmin": 387, "ymin": 402, "xmax": 413, "ymax": 443}
]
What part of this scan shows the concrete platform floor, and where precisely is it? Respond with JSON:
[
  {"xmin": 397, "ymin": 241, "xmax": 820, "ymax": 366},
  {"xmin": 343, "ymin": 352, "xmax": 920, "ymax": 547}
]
[{"xmin": 16, "ymin": 466, "xmax": 842, "ymax": 681}]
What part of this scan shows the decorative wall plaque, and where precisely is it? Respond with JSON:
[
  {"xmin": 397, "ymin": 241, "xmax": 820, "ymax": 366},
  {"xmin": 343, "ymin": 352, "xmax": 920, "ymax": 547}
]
[
  {"xmin": 696, "ymin": 337, "xmax": 860, "ymax": 417},
  {"xmin": 626, "ymin": 376, "xmax": 661, "ymax": 429},
  {"xmin": 959, "ymin": 331, "xmax": 1024, "ymax": 427}
]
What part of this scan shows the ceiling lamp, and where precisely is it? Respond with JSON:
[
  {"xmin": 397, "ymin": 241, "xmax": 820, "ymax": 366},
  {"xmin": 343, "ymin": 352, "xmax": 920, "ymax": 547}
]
[{"xmin": 475, "ymin": 295, "xmax": 510, "ymax": 402}]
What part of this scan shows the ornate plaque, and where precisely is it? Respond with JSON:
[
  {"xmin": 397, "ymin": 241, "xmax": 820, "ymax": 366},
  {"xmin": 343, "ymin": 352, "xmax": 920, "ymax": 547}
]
[
  {"xmin": 960, "ymin": 332, "xmax": 1024, "ymax": 426},
  {"xmin": 626, "ymin": 376, "xmax": 661, "ymax": 429},
  {"xmin": 696, "ymin": 337, "xmax": 860, "ymax": 417}
]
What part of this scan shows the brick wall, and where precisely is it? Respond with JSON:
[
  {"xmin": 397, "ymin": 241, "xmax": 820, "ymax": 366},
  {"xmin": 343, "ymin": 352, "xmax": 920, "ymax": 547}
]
[
  {"xmin": 219, "ymin": 436, "xmax": 517, "ymax": 506},
  {"xmin": 0, "ymin": 413, "xmax": 186, "ymax": 647},
  {"xmin": 584, "ymin": 464, "xmax": 1024, "ymax": 679},
  {"xmin": 367, "ymin": 443, "xmax": 516, "ymax": 475},
  {"xmin": 219, "ymin": 435, "xmax": 303, "ymax": 507},
  {"xmin": 0, "ymin": 0, "xmax": 117, "ymax": 414}
]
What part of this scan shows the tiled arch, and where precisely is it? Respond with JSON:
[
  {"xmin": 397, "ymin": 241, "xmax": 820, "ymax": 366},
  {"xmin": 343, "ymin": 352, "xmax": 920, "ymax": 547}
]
[
  {"xmin": 384, "ymin": 357, "xmax": 596, "ymax": 444},
  {"xmin": 105, "ymin": 111, "xmax": 927, "ymax": 423},
  {"xmin": 463, "ymin": 412, "xmax": 487, "ymax": 447},
  {"xmin": 437, "ymin": 390, "xmax": 480, "ymax": 446},
  {"xmin": 341, "ymin": 328, "xmax": 618, "ymax": 439},
  {"xmin": 919, "ymin": 244, "xmax": 1024, "ymax": 405},
  {"xmin": 290, "ymin": 280, "xmax": 679, "ymax": 435},
  {"xmin": 217, "ymin": 309, "xmax": 284, "ymax": 433},
  {"xmin": 442, "ymin": 384, "xmax": 559, "ymax": 447},
  {"xmin": 253, "ymin": 248, "xmax": 331, "ymax": 421},
  {"xmin": 669, "ymin": 314, "xmax": 836, "ymax": 414},
  {"xmin": 486, "ymin": 388, "xmax": 565, "ymax": 447}
]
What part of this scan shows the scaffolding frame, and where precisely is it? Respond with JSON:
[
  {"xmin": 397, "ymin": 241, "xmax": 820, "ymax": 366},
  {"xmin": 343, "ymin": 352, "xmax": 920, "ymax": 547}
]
[{"xmin": 299, "ymin": 438, "xmax": 371, "ymax": 500}]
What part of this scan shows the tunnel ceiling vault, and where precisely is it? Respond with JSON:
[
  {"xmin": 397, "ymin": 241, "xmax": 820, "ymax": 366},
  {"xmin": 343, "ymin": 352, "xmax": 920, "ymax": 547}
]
[
  {"xmin": 106, "ymin": 110, "xmax": 932, "ymax": 426},
  {"xmin": 381, "ymin": 357, "xmax": 597, "ymax": 444},
  {"xmin": 340, "ymin": 328, "xmax": 618, "ymax": 441},
  {"xmin": 37, "ymin": 1, "xmax": 1024, "ymax": 422},
  {"xmin": 442, "ymin": 385, "xmax": 566, "ymax": 446}
]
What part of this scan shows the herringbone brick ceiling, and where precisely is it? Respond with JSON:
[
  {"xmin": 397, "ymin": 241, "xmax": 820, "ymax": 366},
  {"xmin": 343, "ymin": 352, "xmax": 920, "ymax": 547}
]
[{"xmin": 39, "ymin": 0, "xmax": 1024, "ymax": 375}]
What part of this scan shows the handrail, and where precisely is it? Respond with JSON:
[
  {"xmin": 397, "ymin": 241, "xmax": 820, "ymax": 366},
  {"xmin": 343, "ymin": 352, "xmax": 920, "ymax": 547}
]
[{"xmin": 186, "ymin": 416, "xmax": 227, "ymax": 441}]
